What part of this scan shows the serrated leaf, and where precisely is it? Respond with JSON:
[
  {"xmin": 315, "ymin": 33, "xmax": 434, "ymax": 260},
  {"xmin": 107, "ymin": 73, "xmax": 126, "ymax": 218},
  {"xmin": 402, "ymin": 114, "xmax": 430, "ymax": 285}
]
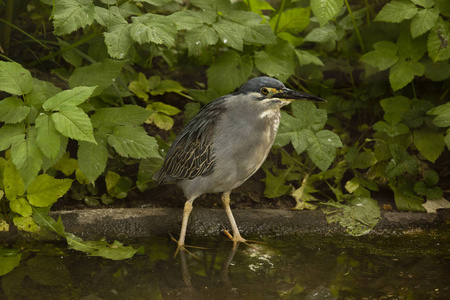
[
  {"xmin": 53, "ymin": 0, "xmax": 95, "ymax": 35},
  {"xmin": 373, "ymin": 121, "xmax": 410, "ymax": 137},
  {"xmin": 311, "ymin": 0, "xmax": 344, "ymax": 27},
  {"xmin": 27, "ymin": 78, "xmax": 62, "ymax": 108},
  {"xmin": 436, "ymin": 0, "xmax": 450, "ymax": 17},
  {"xmin": 11, "ymin": 128, "xmax": 43, "ymax": 189},
  {"xmin": 53, "ymin": 152, "xmax": 78, "ymax": 176},
  {"xmin": 0, "ymin": 124, "xmax": 25, "ymax": 151},
  {"xmin": 190, "ymin": 0, "xmax": 231, "ymax": 12},
  {"xmin": 304, "ymin": 23, "xmax": 338, "ymax": 43},
  {"xmin": 35, "ymin": 113, "xmax": 61, "ymax": 160},
  {"xmin": 185, "ymin": 25, "xmax": 219, "ymax": 56},
  {"xmin": 3, "ymin": 160, "xmax": 25, "ymax": 200},
  {"xmin": 292, "ymin": 101, "xmax": 328, "ymax": 131},
  {"xmin": 414, "ymin": 182, "xmax": 442, "ymax": 199},
  {"xmin": 262, "ymin": 168, "xmax": 291, "ymax": 198},
  {"xmin": 207, "ymin": 50, "xmax": 253, "ymax": 95},
  {"xmin": 0, "ymin": 97, "xmax": 30, "ymax": 124},
  {"xmin": 270, "ymin": 7, "xmax": 310, "ymax": 34},
  {"xmin": 146, "ymin": 112, "xmax": 175, "ymax": 131},
  {"xmin": 68, "ymin": 59, "xmax": 125, "ymax": 97},
  {"xmin": 307, "ymin": 130, "xmax": 342, "ymax": 171},
  {"xmin": 380, "ymin": 96, "xmax": 411, "ymax": 125},
  {"xmin": 10, "ymin": 197, "xmax": 32, "ymax": 217},
  {"xmin": 212, "ymin": 19, "xmax": 246, "ymax": 51},
  {"xmin": 255, "ymin": 40, "xmax": 295, "ymax": 82},
  {"xmin": 13, "ymin": 216, "xmax": 40, "ymax": 233},
  {"xmin": 107, "ymin": 126, "xmax": 160, "ymax": 159},
  {"xmin": 389, "ymin": 59, "xmax": 425, "ymax": 91},
  {"xmin": 130, "ymin": 14, "xmax": 177, "ymax": 47},
  {"xmin": 150, "ymin": 80, "xmax": 186, "ymax": 96},
  {"xmin": 295, "ymin": 50, "xmax": 324, "ymax": 66},
  {"xmin": 52, "ymin": 106, "xmax": 96, "ymax": 143},
  {"xmin": 397, "ymin": 30, "xmax": 427, "ymax": 61},
  {"xmin": 27, "ymin": 174, "xmax": 72, "ymax": 207},
  {"xmin": 386, "ymin": 147, "xmax": 418, "ymax": 178},
  {"xmin": 410, "ymin": 8, "xmax": 439, "ymax": 38},
  {"xmin": 43, "ymin": 86, "xmax": 96, "ymax": 111},
  {"xmin": 360, "ymin": 41, "xmax": 398, "ymax": 71},
  {"xmin": 0, "ymin": 61, "xmax": 33, "ymax": 95},
  {"xmin": 226, "ymin": 11, "xmax": 276, "ymax": 45},
  {"xmin": 104, "ymin": 23, "xmax": 132, "ymax": 60},
  {"xmin": 169, "ymin": 10, "xmax": 212, "ymax": 30},
  {"xmin": 414, "ymin": 129, "xmax": 445, "ymax": 162},
  {"xmin": 78, "ymin": 134, "xmax": 108, "ymax": 184},
  {"xmin": 91, "ymin": 105, "xmax": 151, "ymax": 130},
  {"xmin": 152, "ymin": 102, "xmax": 181, "ymax": 115},
  {"xmin": 390, "ymin": 179, "xmax": 425, "ymax": 212},
  {"xmin": 375, "ymin": 0, "xmax": 418, "ymax": 23},
  {"xmin": 427, "ymin": 19, "xmax": 450, "ymax": 62},
  {"xmin": 135, "ymin": 0, "xmax": 175, "ymax": 5}
]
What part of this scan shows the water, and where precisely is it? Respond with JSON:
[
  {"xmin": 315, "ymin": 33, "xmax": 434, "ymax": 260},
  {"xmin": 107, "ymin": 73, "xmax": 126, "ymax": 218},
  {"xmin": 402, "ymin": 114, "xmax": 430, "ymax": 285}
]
[{"xmin": 1, "ymin": 231, "xmax": 449, "ymax": 299}]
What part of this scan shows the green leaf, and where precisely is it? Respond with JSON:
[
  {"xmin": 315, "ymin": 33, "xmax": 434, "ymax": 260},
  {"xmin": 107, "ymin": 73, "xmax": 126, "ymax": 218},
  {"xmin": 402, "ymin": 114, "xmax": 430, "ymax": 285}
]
[
  {"xmin": 0, "ymin": 124, "xmax": 25, "ymax": 151},
  {"xmin": 374, "ymin": 0, "xmax": 418, "ymax": 23},
  {"xmin": 152, "ymin": 102, "xmax": 181, "ymax": 116},
  {"xmin": 207, "ymin": 51, "xmax": 253, "ymax": 95},
  {"xmin": 32, "ymin": 207, "xmax": 66, "ymax": 238},
  {"xmin": 10, "ymin": 197, "xmax": 32, "ymax": 217},
  {"xmin": 435, "ymin": 0, "xmax": 450, "ymax": 17},
  {"xmin": 0, "ymin": 97, "xmax": 30, "ymax": 124},
  {"xmin": 35, "ymin": 114, "xmax": 61, "ymax": 160},
  {"xmin": 78, "ymin": 134, "xmax": 108, "ymax": 183},
  {"xmin": 291, "ymin": 101, "xmax": 328, "ymax": 131},
  {"xmin": 52, "ymin": 106, "xmax": 96, "ymax": 143},
  {"xmin": 295, "ymin": 50, "xmax": 324, "ymax": 66},
  {"xmin": 410, "ymin": 8, "xmax": 439, "ymax": 38},
  {"xmin": 304, "ymin": 23, "xmax": 338, "ymax": 43},
  {"xmin": 11, "ymin": 128, "xmax": 43, "ymax": 189},
  {"xmin": 411, "ymin": 0, "xmax": 434, "ymax": 8},
  {"xmin": 389, "ymin": 58, "xmax": 425, "ymax": 91},
  {"xmin": 307, "ymin": 130, "xmax": 342, "ymax": 171},
  {"xmin": 390, "ymin": 179, "xmax": 425, "ymax": 212},
  {"xmin": 427, "ymin": 19, "xmax": 450, "ymax": 62},
  {"xmin": 53, "ymin": 0, "xmax": 95, "ymax": 35},
  {"xmin": 68, "ymin": 59, "xmax": 126, "ymax": 97},
  {"xmin": 184, "ymin": 25, "xmax": 219, "ymax": 56},
  {"xmin": 311, "ymin": 0, "xmax": 344, "ymax": 27},
  {"xmin": 91, "ymin": 105, "xmax": 151, "ymax": 130},
  {"xmin": 373, "ymin": 121, "xmax": 410, "ymax": 137},
  {"xmin": 190, "ymin": 0, "xmax": 231, "ymax": 12},
  {"xmin": 380, "ymin": 96, "xmax": 411, "ymax": 125},
  {"xmin": 414, "ymin": 182, "xmax": 442, "ymax": 199},
  {"xmin": 135, "ymin": 0, "xmax": 173, "ymax": 5},
  {"xmin": 262, "ymin": 168, "xmax": 291, "ymax": 198},
  {"xmin": 244, "ymin": 0, "xmax": 275, "ymax": 13},
  {"xmin": 53, "ymin": 152, "xmax": 78, "ymax": 176},
  {"xmin": 169, "ymin": 10, "xmax": 213, "ymax": 30},
  {"xmin": 414, "ymin": 129, "xmax": 445, "ymax": 162},
  {"xmin": 386, "ymin": 146, "xmax": 418, "ymax": 178},
  {"xmin": 424, "ymin": 60, "xmax": 450, "ymax": 81},
  {"xmin": 254, "ymin": 39, "xmax": 295, "ymax": 82},
  {"xmin": 212, "ymin": 19, "xmax": 245, "ymax": 51},
  {"xmin": 26, "ymin": 78, "xmax": 62, "ymax": 108},
  {"xmin": 360, "ymin": 41, "xmax": 398, "ymax": 71},
  {"xmin": 13, "ymin": 216, "xmax": 40, "ymax": 233},
  {"xmin": 270, "ymin": 7, "xmax": 310, "ymax": 34},
  {"xmin": 150, "ymin": 79, "xmax": 186, "ymax": 97},
  {"xmin": 3, "ymin": 160, "xmax": 25, "ymax": 200},
  {"xmin": 322, "ymin": 197, "xmax": 380, "ymax": 236},
  {"xmin": 0, "ymin": 248, "xmax": 21, "ymax": 276},
  {"xmin": 66, "ymin": 234, "xmax": 144, "ymax": 260},
  {"xmin": 27, "ymin": 174, "xmax": 72, "ymax": 207},
  {"xmin": 226, "ymin": 11, "xmax": 276, "ymax": 45},
  {"xmin": 397, "ymin": 30, "xmax": 427, "ymax": 61},
  {"xmin": 42, "ymin": 86, "xmax": 96, "ymax": 111},
  {"xmin": 146, "ymin": 112, "xmax": 175, "ymax": 131},
  {"xmin": 107, "ymin": 126, "xmax": 160, "ymax": 159},
  {"xmin": 129, "ymin": 14, "xmax": 177, "ymax": 47},
  {"xmin": 0, "ymin": 61, "xmax": 33, "ymax": 95},
  {"xmin": 429, "ymin": 102, "xmax": 450, "ymax": 127},
  {"xmin": 104, "ymin": 23, "xmax": 132, "ymax": 59}
]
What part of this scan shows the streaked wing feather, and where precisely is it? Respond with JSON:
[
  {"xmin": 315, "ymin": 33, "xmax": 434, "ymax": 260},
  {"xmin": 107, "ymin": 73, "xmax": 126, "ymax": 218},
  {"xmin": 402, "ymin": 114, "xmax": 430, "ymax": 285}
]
[{"xmin": 154, "ymin": 97, "xmax": 226, "ymax": 183}]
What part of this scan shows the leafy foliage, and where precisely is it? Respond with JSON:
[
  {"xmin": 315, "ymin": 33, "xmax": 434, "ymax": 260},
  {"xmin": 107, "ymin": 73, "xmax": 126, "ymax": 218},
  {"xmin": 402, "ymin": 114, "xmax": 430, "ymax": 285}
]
[{"xmin": 0, "ymin": 0, "xmax": 449, "ymax": 243}]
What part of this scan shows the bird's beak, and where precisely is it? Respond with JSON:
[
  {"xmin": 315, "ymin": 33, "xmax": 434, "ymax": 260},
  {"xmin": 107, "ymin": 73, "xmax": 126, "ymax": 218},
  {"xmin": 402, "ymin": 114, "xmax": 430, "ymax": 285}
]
[{"xmin": 274, "ymin": 88, "xmax": 326, "ymax": 102}]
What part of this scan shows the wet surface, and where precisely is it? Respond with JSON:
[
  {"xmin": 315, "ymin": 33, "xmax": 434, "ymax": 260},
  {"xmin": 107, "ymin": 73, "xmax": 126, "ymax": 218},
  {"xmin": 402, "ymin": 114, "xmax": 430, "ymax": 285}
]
[{"xmin": 1, "ymin": 231, "xmax": 449, "ymax": 299}]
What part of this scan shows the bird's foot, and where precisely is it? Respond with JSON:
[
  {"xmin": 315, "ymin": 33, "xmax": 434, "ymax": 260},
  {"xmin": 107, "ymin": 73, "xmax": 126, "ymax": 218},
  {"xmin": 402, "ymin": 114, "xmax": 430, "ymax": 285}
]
[
  {"xmin": 223, "ymin": 229, "xmax": 264, "ymax": 250},
  {"xmin": 170, "ymin": 234, "xmax": 208, "ymax": 259}
]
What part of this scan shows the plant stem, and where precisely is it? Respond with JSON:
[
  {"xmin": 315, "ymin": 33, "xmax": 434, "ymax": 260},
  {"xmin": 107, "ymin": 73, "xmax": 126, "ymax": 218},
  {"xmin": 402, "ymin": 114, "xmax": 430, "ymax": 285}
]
[
  {"xmin": 1, "ymin": 0, "xmax": 14, "ymax": 55},
  {"xmin": 274, "ymin": 0, "xmax": 288, "ymax": 35},
  {"xmin": 344, "ymin": 0, "xmax": 365, "ymax": 53}
]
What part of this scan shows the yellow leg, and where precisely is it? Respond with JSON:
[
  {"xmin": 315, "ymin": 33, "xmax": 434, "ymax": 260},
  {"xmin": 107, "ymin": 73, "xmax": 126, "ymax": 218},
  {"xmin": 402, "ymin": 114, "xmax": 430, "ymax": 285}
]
[
  {"xmin": 174, "ymin": 199, "xmax": 193, "ymax": 257},
  {"xmin": 221, "ymin": 191, "xmax": 247, "ymax": 249}
]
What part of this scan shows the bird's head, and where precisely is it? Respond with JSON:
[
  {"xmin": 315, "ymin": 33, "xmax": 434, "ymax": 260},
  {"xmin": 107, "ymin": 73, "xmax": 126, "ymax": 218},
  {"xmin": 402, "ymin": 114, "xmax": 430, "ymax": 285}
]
[{"xmin": 238, "ymin": 76, "xmax": 326, "ymax": 108}]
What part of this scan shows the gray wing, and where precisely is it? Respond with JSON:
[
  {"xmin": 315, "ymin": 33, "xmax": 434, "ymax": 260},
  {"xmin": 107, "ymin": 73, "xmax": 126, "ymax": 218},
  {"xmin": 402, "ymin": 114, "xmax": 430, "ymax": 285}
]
[{"xmin": 153, "ymin": 97, "xmax": 226, "ymax": 184}]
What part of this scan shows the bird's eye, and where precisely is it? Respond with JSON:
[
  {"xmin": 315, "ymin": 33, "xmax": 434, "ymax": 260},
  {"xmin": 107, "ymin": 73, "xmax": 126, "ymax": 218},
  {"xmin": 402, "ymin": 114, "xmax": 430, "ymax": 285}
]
[{"xmin": 261, "ymin": 88, "xmax": 269, "ymax": 95}]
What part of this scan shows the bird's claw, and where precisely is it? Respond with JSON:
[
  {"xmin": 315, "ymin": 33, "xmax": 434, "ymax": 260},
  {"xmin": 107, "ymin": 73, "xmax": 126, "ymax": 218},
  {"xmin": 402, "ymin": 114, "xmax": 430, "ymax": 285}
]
[
  {"xmin": 223, "ymin": 229, "xmax": 264, "ymax": 250},
  {"xmin": 170, "ymin": 233, "xmax": 208, "ymax": 259}
]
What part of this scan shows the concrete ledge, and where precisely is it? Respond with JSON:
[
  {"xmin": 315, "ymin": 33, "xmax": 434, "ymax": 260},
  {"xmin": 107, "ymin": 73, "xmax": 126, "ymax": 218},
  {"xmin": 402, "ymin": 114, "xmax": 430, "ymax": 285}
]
[{"xmin": 1, "ymin": 208, "xmax": 448, "ymax": 242}]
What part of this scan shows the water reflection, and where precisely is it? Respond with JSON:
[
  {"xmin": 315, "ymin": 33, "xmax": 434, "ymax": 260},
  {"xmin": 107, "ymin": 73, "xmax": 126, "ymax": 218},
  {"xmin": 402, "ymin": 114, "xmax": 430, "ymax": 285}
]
[{"xmin": 0, "ymin": 233, "xmax": 449, "ymax": 299}]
